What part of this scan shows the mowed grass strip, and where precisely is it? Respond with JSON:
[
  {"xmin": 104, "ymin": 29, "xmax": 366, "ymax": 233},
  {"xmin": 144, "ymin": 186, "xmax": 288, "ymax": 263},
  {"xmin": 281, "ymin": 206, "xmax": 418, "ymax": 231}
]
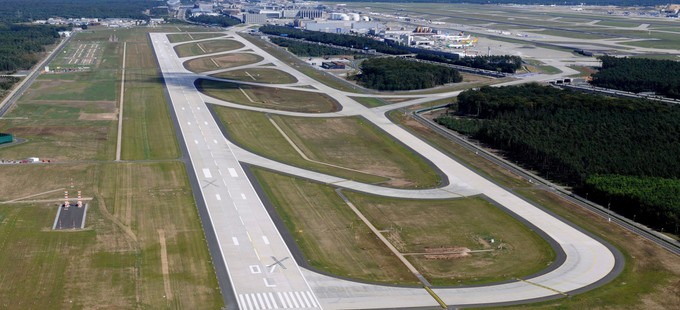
[
  {"xmin": 121, "ymin": 29, "xmax": 179, "ymax": 160},
  {"xmin": 212, "ymin": 106, "xmax": 385, "ymax": 184},
  {"xmin": 210, "ymin": 67, "xmax": 298, "ymax": 84},
  {"xmin": 272, "ymin": 115, "xmax": 440, "ymax": 188},
  {"xmin": 200, "ymin": 80, "xmax": 340, "ymax": 113},
  {"xmin": 213, "ymin": 106, "xmax": 440, "ymax": 188},
  {"xmin": 183, "ymin": 53, "xmax": 263, "ymax": 73},
  {"xmin": 252, "ymin": 168, "xmax": 418, "ymax": 284},
  {"xmin": 174, "ymin": 39, "xmax": 244, "ymax": 58},
  {"xmin": 344, "ymin": 192, "xmax": 555, "ymax": 286},
  {"xmin": 167, "ymin": 33, "xmax": 225, "ymax": 43}
]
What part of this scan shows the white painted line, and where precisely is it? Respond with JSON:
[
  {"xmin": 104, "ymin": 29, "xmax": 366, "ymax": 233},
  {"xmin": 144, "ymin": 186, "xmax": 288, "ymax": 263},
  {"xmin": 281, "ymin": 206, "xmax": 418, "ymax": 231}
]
[
  {"xmin": 181, "ymin": 107, "xmax": 185, "ymax": 110},
  {"xmin": 305, "ymin": 291, "xmax": 317, "ymax": 307},
  {"xmin": 241, "ymin": 193, "xmax": 247, "ymax": 200},
  {"xmin": 256, "ymin": 294, "xmax": 266, "ymax": 310},
  {"xmin": 239, "ymin": 295, "xmax": 247, "ymax": 310},
  {"xmin": 282, "ymin": 292, "xmax": 293, "ymax": 309},
  {"xmin": 262, "ymin": 236, "xmax": 270, "ymax": 245},
  {"xmin": 264, "ymin": 278, "xmax": 277, "ymax": 288},
  {"xmin": 187, "ymin": 121, "xmax": 191, "ymax": 125},
  {"xmin": 202, "ymin": 168, "xmax": 212, "ymax": 178},
  {"xmin": 268, "ymin": 292, "xmax": 279, "ymax": 309},
  {"xmin": 197, "ymin": 107, "xmax": 200, "ymax": 110},
  {"xmin": 262, "ymin": 292, "xmax": 273, "ymax": 309},
  {"xmin": 194, "ymin": 140, "xmax": 198, "ymax": 144},
  {"xmin": 228, "ymin": 168, "xmax": 238, "ymax": 177},
  {"xmin": 213, "ymin": 139, "xmax": 218, "ymax": 144},
  {"xmin": 246, "ymin": 232, "xmax": 252, "ymax": 242},
  {"xmin": 232, "ymin": 237, "xmax": 239, "ymax": 245},
  {"xmin": 245, "ymin": 294, "xmax": 254, "ymax": 310},
  {"xmin": 239, "ymin": 216, "xmax": 245, "ymax": 225},
  {"xmin": 216, "ymin": 194, "xmax": 221, "ymax": 201},
  {"xmin": 227, "ymin": 190, "xmax": 232, "ymax": 197},
  {"xmin": 249, "ymin": 265, "xmax": 261, "ymax": 274},
  {"xmin": 254, "ymin": 248, "xmax": 261, "ymax": 260},
  {"xmin": 204, "ymin": 121, "xmax": 208, "ymax": 125},
  {"xmin": 218, "ymin": 169, "xmax": 222, "ymax": 175},
  {"xmin": 276, "ymin": 292, "xmax": 287, "ymax": 308},
  {"xmin": 287, "ymin": 292, "xmax": 299, "ymax": 308},
  {"xmin": 299, "ymin": 291, "xmax": 311, "ymax": 308}
]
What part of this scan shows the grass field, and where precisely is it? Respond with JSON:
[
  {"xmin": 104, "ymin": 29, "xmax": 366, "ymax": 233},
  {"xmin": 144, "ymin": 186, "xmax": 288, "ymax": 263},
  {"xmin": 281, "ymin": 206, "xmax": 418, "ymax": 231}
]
[
  {"xmin": 213, "ymin": 106, "xmax": 440, "ymax": 188},
  {"xmin": 344, "ymin": 192, "xmax": 555, "ymax": 286},
  {"xmin": 199, "ymin": 79, "xmax": 340, "ymax": 113},
  {"xmin": 210, "ymin": 67, "xmax": 298, "ymax": 84},
  {"xmin": 183, "ymin": 53, "xmax": 263, "ymax": 73},
  {"xmin": 121, "ymin": 29, "xmax": 179, "ymax": 160},
  {"xmin": 0, "ymin": 26, "xmax": 223, "ymax": 308},
  {"xmin": 174, "ymin": 39, "xmax": 244, "ymax": 58},
  {"xmin": 167, "ymin": 33, "xmax": 225, "ymax": 43},
  {"xmin": 239, "ymin": 33, "xmax": 370, "ymax": 94},
  {"xmin": 252, "ymin": 167, "xmax": 553, "ymax": 286},
  {"xmin": 252, "ymin": 168, "xmax": 419, "ymax": 284},
  {"xmin": 0, "ymin": 162, "xmax": 222, "ymax": 309},
  {"xmin": 389, "ymin": 106, "xmax": 680, "ymax": 308}
]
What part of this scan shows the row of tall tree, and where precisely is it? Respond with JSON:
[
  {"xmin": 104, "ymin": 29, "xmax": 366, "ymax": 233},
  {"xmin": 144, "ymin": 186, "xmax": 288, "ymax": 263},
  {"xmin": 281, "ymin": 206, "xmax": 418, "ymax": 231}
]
[
  {"xmin": 187, "ymin": 14, "xmax": 241, "ymax": 27},
  {"xmin": 260, "ymin": 25, "xmax": 523, "ymax": 73},
  {"xmin": 270, "ymin": 37, "xmax": 361, "ymax": 57},
  {"xmin": 356, "ymin": 57, "xmax": 461, "ymax": 90},
  {"xmin": 0, "ymin": 0, "xmax": 155, "ymax": 22},
  {"xmin": 435, "ymin": 84, "xmax": 680, "ymax": 231},
  {"xmin": 0, "ymin": 23, "xmax": 65, "ymax": 72},
  {"xmin": 591, "ymin": 56, "xmax": 680, "ymax": 99}
]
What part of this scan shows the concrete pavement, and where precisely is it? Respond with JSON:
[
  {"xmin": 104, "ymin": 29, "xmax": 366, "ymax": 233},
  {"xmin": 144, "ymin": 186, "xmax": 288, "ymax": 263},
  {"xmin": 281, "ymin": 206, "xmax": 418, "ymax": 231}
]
[{"xmin": 150, "ymin": 28, "xmax": 621, "ymax": 309}]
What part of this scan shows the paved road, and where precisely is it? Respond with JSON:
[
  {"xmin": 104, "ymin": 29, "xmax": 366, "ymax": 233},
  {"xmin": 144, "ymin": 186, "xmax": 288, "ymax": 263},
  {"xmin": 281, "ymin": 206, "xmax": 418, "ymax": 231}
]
[{"xmin": 150, "ymin": 28, "xmax": 621, "ymax": 309}]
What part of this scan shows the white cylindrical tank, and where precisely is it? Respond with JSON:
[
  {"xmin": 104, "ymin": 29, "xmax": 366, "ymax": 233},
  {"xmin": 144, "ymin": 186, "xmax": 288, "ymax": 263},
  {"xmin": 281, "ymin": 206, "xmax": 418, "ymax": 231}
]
[
  {"xmin": 340, "ymin": 14, "xmax": 350, "ymax": 21},
  {"xmin": 361, "ymin": 15, "xmax": 370, "ymax": 21},
  {"xmin": 348, "ymin": 13, "xmax": 360, "ymax": 21}
]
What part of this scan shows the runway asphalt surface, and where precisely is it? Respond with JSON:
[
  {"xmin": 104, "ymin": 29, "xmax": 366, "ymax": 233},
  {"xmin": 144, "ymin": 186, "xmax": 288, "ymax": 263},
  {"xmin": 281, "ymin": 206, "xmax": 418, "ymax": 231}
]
[{"xmin": 149, "ymin": 28, "xmax": 622, "ymax": 309}]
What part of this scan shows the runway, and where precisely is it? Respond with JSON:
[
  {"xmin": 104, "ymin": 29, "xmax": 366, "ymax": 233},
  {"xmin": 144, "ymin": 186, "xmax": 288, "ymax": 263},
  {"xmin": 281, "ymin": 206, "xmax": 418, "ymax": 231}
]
[{"xmin": 149, "ymin": 28, "xmax": 621, "ymax": 309}]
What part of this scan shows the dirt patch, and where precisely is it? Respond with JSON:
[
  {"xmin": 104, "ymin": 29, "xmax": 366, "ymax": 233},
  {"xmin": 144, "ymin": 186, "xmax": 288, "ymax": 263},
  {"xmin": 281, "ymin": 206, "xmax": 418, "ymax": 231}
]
[
  {"xmin": 423, "ymin": 247, "xmax": 471, "ymax": 259},
  {"xmin": 79, "ymin": 112, "xmax": 117, "ymax": 120}
]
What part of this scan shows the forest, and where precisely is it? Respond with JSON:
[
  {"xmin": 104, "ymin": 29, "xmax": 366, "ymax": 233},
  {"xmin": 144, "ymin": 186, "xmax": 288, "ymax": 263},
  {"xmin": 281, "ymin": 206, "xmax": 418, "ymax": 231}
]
[
  {"xmin": 356, "ymin": 58, "xmax": 461, "ymax": 91},
  {"xmin": 0, "ymin": 0, "xmax": 155, "ymax": 22},
  {"xmin": 270, "ymin": 37, "xmax": 361, "ymax": 57},
  {"xmin": 591, "ymin": 56, "xmax": 680, "ymax": 99},
  {"xmin": 418, "ymin": 53, "xmax": 522, "ymax": 73},
  {"xmin": 187, "ymin": 15, "xmax": 242, "ymax": 27},
  {"xmin": 435, "ymin": 84, "xmax": 680, "ymax": 232},
  {"xmin": 0, "ymin": 23, "xmax": 64, "ymax": 72},
  {"xmin": 260, "ymin": 25, "xmax": 522, "ymax": 73}
]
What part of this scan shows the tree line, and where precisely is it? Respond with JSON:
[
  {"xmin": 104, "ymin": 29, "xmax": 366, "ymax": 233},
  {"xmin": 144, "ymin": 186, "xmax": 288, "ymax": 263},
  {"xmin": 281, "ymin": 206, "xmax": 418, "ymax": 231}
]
[
  {"xmin": 435, "ymin": 84, "xmax": 680, "ymax": 232},
  {"xmin": 187, "ymin": 15, "xmax": 241, "ymax": 27},
  {"xmin": 270, "ymin": 37, "xmax": 362, "ymax": 57},
  {"xmin": 0, "ymin": 0, "xmax": 156, "ymax": 22},
  {"xmin": 260, "ymin": 25, "xmax": 522, "ymax": 73},
  {"xmin": 356, "ymin": 57, "xmax": 461, "ymax": 91},
  {"xmin": 591, "ymin": 56, "xmax": 680, "ymax": 99},
  {"xmin": 0, "ymin": 23, "xmax": 65, "ymax": 72}
]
